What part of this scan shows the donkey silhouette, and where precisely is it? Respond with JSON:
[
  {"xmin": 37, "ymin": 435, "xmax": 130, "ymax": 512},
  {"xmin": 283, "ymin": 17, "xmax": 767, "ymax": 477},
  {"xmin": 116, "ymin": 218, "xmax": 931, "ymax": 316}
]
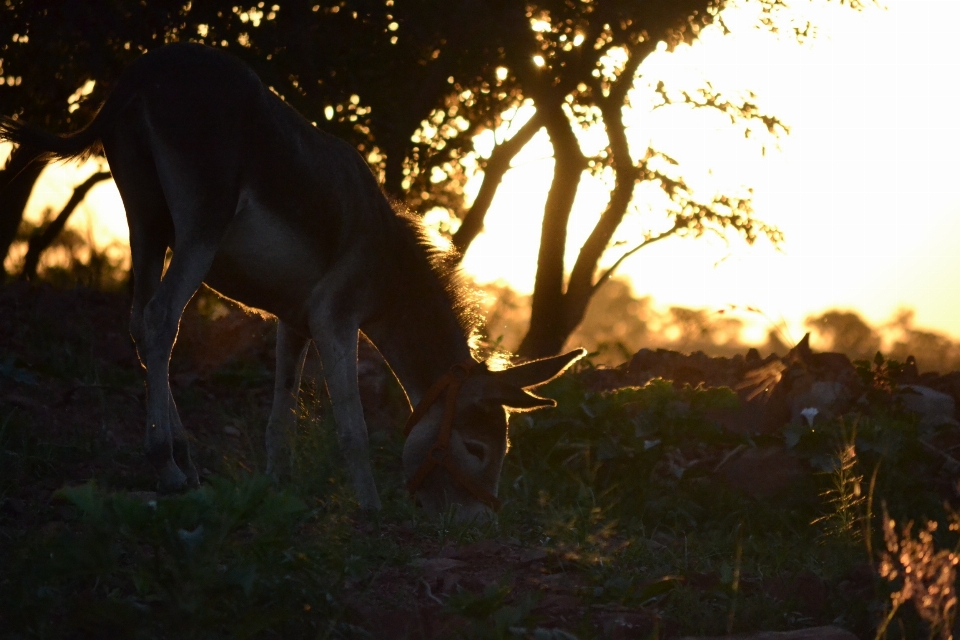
[{"xmin": 0, "ymin": 43, "xmax": 582, "ymax": 522}]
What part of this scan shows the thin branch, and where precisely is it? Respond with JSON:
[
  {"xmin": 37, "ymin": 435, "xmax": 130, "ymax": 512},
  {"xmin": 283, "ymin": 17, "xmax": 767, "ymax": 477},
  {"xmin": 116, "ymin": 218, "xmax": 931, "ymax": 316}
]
[
  {"xmin": 563, "ymin": 41, "xmax": 649, "ymax": 318},
  {"xmin": 592, "ymin": 221, "xmax": 683, "ymax": 292},
  {"xmin": 452, "ymin": 109, "xmax": 544, "ymax": 255},
  {"xmin": 20, "ymin": 170, "xmax": 111, "ymax": 280}
]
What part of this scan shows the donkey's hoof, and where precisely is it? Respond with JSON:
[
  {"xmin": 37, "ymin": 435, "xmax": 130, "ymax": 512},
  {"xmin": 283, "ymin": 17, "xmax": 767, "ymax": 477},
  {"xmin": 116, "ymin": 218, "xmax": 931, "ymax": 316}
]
[
  {"xmin": 156, "ymin": 465, "xmax": 189, "ymax": 495},
  {"xmin": 184, "ymin": 467, "xmax": 201, "ymax": 490}
]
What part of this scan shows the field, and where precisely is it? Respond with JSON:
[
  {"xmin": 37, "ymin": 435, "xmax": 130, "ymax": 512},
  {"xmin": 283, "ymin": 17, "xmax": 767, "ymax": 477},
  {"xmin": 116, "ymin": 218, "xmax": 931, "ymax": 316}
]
[{"xmin": 2, "ymin": 282, "xmax": 959, "ymax": 639}]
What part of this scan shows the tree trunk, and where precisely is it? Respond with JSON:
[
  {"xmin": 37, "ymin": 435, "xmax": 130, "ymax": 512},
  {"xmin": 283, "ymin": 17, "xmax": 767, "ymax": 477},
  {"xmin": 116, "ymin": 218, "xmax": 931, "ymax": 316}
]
[
  {"xmin": 516, "ymin": 100, "xmax": 586, "ymax": 358},
  {"xmin": 518, "ymin": 43, "xmax": 651, "ymax": 357},
  {"xmin": 562, "ymin": 45, "xmax": 649, "ymax": 336},
  {"xmin": 21, "ymin": 171, "xmax": 112, "ymax": 280},
  {"xmin": 0, "ymin": 146, "xmax": 45, "ymax": 279}
]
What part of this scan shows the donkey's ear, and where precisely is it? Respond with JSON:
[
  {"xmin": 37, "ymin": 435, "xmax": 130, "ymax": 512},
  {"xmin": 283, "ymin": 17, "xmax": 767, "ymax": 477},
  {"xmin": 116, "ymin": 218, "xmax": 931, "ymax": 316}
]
[
  {"xmin": 493, "ymin": 348, "xmax": 586, "ymax": 389},
  {"xmin": 485, "ymin": 385, "xmax": 557, "ymax": 411}
]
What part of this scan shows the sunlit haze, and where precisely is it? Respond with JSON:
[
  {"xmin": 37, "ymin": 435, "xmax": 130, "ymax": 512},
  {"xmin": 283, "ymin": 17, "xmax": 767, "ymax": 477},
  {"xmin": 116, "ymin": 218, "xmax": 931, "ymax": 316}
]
[
  {"xmin": 463, "ymin": 0, "xmax": 960, "ymax": 345},
  {"xmin": 5, "ymin": 0, "xmax": 960, "ymax": 348}
]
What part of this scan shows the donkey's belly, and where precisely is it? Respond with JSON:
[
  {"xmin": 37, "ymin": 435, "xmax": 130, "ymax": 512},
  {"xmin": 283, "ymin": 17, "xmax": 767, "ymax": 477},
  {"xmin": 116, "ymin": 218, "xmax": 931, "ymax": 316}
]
[{"xmin": 205, "ymin": 201, "xmax": 325, "ymax": 322}]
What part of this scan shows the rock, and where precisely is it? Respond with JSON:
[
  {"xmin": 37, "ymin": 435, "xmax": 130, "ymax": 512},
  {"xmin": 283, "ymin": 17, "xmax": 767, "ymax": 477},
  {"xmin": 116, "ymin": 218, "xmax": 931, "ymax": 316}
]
[
  {"xmin": 518, "ymin": 548, "xmax": 548, "ymax": 564},
  {"xmin": 678, "ymin": 626, "xmax": 858, "ymax": 640},
  {"xmin": 897, "ymin": 384, "xmax": 958, "ymax": 428},
  {"xmin": 600, "ymin": 610, "xmax": 657, "ymax": 639},
  {"xmin": 614, "ymin": 337, "xmax": 863, "ymax": 437},
  {"xmin": 409, "ymin": 557, "xmax": 468, "ymax": 573},
  {"xmin": 763, "ymin": 570, "xmax": 826, "ymax": 618},
  {"xmin": 790, "ymin": 381, "xmax": 845, "ymax": 425},
  {"xmin": 532, "ymin": 593, "xmax": 580, "ymax": 613}
]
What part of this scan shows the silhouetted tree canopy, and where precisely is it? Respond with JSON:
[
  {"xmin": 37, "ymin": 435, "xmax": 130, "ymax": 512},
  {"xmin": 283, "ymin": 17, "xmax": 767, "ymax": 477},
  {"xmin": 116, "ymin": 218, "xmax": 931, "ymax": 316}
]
[{"xmin": 0, "ymin": 0, "xmax": 878, "ymax": 357}]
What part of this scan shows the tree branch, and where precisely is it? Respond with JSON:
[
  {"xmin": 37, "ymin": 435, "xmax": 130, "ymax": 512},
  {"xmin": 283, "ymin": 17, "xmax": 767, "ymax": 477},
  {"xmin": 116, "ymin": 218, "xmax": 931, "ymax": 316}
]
[
  {"xmin": 563, "ymin": 42, "xmax": 650, "ymax": 332},
  {"xmin": 20, "ymin": 170, "xmax": 111, "ymax": 280},
  {"xmin": 452, "ymin": 109, "xmax": 544, "ymax": 255},
  {"xmin": 592, "ymin": 221, "xmax": 682, "ymax": 292},
  {"xmin": 0, "ymin": 145, "xmax": 45, "ymax": 279}
]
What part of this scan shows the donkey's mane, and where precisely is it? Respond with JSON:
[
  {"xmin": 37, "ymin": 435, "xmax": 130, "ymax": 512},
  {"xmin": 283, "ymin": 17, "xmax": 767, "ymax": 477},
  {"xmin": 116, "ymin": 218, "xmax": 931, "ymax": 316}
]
[{"xmin": 392, "ymin": 203, "xmax": 482, "ymax": 342}]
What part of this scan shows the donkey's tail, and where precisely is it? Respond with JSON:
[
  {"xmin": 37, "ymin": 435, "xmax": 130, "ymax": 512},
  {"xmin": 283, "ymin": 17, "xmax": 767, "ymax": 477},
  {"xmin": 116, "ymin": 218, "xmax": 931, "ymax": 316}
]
[
  {"xmin": 0, "ymin": 83, "xmax": 132, "ymax": 168},
  {"xmin": 0, "ymin": 113, "xmax": 106, "ymax": 167}
]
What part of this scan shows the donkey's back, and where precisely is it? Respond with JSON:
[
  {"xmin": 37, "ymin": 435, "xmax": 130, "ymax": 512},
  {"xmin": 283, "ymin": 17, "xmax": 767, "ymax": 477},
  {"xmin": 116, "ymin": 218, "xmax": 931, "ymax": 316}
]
[{"xmin": 103, "ymin": 44, "xmax": 396, "ymax": 324}]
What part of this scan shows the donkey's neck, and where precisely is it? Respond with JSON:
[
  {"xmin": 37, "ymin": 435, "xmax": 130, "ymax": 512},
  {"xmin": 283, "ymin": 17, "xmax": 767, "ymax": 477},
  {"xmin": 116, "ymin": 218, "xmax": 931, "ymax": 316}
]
[
  {"xmin": 365, "ymin": 298, "xmax": 472, "ymax": 407},
  {"xmin": 359, "ymin": 237, "xmax": 473, "ymax": 407}
]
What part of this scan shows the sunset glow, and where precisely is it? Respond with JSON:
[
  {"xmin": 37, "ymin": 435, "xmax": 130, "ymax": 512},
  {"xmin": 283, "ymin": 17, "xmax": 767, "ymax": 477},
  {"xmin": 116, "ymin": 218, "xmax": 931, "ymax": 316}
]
[
  {"xmin": 6, "ymin": 0, "xmax": 960, "ymax": 348},
  {"xmin": 464, "ymin": 0, "xmax": 960, "ymax": 344}
]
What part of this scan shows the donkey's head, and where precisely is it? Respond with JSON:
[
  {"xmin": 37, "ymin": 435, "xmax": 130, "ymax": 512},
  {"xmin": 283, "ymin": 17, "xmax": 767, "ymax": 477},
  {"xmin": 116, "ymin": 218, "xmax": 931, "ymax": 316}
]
[{"xmin": 402, "ymin": 349, "xmax": 585, "ymax": 523}]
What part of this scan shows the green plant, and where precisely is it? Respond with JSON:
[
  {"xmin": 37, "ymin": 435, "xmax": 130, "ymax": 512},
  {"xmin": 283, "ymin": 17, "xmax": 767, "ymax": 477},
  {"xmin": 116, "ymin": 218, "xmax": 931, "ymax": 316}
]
[
  {"xmin": 1, "ymin": 477, "xmax": 356, "ymax": 639},
  {"xmin": 812, "ymin": 420, "xmax": 867, "ymax": 544},
  {"xmin": 445, "ymin": 582, "xmax": 543, "ymax": 639}
]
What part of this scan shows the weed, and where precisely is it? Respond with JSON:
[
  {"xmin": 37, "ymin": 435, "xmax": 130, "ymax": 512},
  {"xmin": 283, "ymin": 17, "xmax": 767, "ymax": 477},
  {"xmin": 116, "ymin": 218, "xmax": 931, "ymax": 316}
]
[
  {"xmin": 445, "ymin": 582, "xmax": 541, "ymax": 639},
  {"xmin": 812, "ymin": 419, "xmax": 867, "ymax": 544},
  {"xmin": 877, "ymin": 504, "xmax": 960, "ymax": 640},
  {"xmin": 1, "ymin": 477, "xmax": 361, "ymax": 638}
]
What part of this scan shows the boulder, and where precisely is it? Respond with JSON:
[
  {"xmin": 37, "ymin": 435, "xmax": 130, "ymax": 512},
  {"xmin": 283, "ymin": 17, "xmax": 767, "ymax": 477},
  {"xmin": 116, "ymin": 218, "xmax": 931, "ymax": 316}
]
[
  {"xmin": 678, "ymin": 627, "xmax": 858, "ymax": 640},
  {"xmin": 897, "ymin": 384, "xmax": 958, "ymax": 428}
]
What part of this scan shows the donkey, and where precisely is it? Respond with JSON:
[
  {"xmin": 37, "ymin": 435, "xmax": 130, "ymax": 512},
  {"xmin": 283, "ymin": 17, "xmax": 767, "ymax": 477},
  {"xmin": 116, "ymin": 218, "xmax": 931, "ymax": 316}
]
[{"xmin": 1, "ymin": 43, "xmax": 583, "ymax": 522}]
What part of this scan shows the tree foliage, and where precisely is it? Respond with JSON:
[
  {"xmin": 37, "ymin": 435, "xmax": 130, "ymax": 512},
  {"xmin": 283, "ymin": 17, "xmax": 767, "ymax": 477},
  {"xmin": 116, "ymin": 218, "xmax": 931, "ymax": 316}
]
[{"xmin": 0, "ymin": 0, "xmax": 877, "ymax": 356}]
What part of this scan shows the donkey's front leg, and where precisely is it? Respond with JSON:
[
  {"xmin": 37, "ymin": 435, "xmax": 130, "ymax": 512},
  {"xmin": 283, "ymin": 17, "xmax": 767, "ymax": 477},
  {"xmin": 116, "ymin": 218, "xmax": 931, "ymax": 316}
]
[
  {"xmin": 311, "ymin": 324, "xmax": 381, "ymax": 512},
  {"xmin": 265, "ymin": 321, "xmax": 310, "ymax": 481}
]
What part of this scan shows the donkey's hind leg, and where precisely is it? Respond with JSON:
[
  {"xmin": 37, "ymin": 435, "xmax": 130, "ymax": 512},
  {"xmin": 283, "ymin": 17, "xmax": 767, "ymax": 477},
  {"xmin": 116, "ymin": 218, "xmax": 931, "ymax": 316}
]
[
  {"xmin": 139, "ymin": 240, "xmax": 219, "ymax": 493},
  {"xmin": 105, "ymin": 140, "xmax": 203, "ymax": 491},
  {"xmin": 265, "ymin": 321, "xmax": 311, "ymax": 481}
]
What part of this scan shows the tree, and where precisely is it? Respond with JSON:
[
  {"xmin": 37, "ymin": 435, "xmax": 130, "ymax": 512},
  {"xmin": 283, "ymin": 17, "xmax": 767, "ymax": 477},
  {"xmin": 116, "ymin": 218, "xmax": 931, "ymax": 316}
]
[
  {"xmin": 0, "ymin": 0, "xmax": 193, "ymax": 275},
  {"xmin": 0, "ymin": 0, "xmax": 519, "ymax": 276},
  {"xmin": 806, "ymin": 310, "xmax": 881, "ymax": 360},
  {"xmin": 0, "ymin": 0, "xmax": 878, "ymax": 359},
  {"xmin": 446, "ymin": 0, "xmax": 876, "ymax": 357}
]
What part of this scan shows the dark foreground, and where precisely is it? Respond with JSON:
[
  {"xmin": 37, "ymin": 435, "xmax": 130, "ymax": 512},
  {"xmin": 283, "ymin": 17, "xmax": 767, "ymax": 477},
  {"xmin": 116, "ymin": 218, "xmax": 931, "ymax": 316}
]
[{"xmin": 1, "ymin": 282, "xmax": 958, "ymax": 639}]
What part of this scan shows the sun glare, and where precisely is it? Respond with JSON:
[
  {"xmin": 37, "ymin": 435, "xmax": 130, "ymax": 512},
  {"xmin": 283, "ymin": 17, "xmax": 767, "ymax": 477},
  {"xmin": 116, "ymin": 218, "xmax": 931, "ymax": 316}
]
[{"xmin": 460, "ymin": 0, "xmax": 960, "ymax": 343}]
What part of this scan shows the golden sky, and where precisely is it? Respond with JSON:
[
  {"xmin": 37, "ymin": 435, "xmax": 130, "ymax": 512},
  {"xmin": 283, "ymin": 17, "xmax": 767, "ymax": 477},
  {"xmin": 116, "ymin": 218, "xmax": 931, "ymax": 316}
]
[
  {"xmin": 6, "ymin": 0, "xmax": 960, "ymax": 345},
  {"xmin": 463, "ymin": 0, "xmax": 960, "ymax": 343}
]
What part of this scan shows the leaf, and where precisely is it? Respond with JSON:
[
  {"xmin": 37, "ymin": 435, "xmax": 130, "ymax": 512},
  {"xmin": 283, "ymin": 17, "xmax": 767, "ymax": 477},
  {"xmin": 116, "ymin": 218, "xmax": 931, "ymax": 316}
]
[
  {"xmin": 810, "ymin": 454, "xmax": 840, "ymax": 474},
  {"xmin": 225, "ymin": 564, "xmax": 257, "ymax": 597},
  {"xmin": 784, "ymin": 423, "xmax": 806, "ymax": 449},
  {"xmin": 55, "ymin": 482, "xmax": 103, "ymax": 520},
  {"xmin": 177, "ymin": 524, "xmax": 206, "ymax": 555}
]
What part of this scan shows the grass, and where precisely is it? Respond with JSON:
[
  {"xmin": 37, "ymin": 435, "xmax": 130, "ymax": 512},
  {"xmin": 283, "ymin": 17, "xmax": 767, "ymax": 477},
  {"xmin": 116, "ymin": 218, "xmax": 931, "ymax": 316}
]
[{"xmin": 3, "ymin": 284, "xmax": 960, "ymax": 638}]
